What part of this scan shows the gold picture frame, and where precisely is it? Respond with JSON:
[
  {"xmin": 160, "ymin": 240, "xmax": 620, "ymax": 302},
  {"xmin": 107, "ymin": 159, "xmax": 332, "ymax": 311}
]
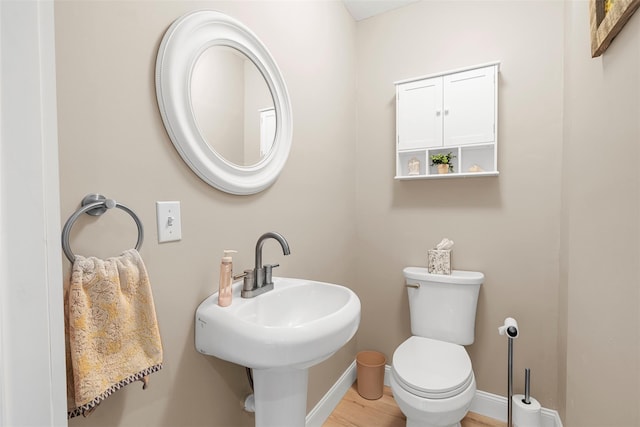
[{"xmin": 590, "ymin": 0, "xmax": 640, "ymax": 57}]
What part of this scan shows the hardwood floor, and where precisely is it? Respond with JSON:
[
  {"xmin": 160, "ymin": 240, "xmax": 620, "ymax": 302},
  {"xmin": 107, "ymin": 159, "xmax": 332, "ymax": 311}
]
[{"xmin": 323, "ymin": 385, "xmax": 506, "ymax": 427}]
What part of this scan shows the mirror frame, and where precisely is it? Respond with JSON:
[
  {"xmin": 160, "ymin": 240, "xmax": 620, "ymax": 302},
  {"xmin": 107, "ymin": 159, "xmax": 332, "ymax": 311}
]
[{"xmin": 156, "ymin": 10, "xmax": 293, "ymax": 195}]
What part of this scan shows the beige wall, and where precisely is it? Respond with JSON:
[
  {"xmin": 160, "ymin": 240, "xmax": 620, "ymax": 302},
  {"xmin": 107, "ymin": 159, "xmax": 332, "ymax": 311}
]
[
  {"xmin": 55, "ymin": 0, "xmax": 640, "ymax": 426},
  {"xmin": 354, "ymin": 0, "xmax": 564, "ymax": 410},
  {"xmin": 56, "ymin": 1, "xmax": 357, "ymax": 426},
  {"xmin": 562, "ymin": 1, "xmax": 640, "ymax": 426},
  {"xmin": 355, "ymin": 3, "xmax": 640, "ymax": 425}
]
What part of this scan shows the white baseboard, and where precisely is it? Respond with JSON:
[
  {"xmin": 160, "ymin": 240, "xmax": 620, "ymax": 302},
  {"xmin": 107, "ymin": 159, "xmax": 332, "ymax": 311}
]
[
  {"xmin": 469, "ymin": 390, "xmax": 563, "ymax": 427},
  {"xmin": 305, "ymin": 361, "xmax": 358, "ymax": 427},
  {"xmin": 307, "ymin": 363, "xmax": 563, "ymax": 427}
]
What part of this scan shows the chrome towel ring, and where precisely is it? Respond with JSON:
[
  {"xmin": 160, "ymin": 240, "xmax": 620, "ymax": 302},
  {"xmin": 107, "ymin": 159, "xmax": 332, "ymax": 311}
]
[{"xmin": 61, "ymin": 193, "xmax": 144, "ymax": 263}]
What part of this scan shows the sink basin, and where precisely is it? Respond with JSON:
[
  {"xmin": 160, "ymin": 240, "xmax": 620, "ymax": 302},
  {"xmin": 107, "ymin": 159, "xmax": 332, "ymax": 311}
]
[
  {"xmin": 195, "ymin": 277, "xmax": 360, "ymax": 427},
  {"xmin": 195, "ymin": 277, "xmax": 361, "ymax": 369}
]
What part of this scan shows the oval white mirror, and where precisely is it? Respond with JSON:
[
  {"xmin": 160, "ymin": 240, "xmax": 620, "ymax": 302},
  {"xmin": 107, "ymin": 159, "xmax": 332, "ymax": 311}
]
[{"xmin": 156, "ymin": 11, "xmax": 292, "ymax": 195}]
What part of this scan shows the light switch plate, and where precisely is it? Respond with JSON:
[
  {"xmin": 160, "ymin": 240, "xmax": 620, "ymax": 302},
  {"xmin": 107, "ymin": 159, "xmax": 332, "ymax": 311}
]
[{"xmin": 156, "ymin": 201, "xmax": 182, "ymax": 243}]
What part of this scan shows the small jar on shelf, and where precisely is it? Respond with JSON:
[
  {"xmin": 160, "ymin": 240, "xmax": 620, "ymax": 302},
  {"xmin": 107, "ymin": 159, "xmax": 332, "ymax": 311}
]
[{"xmin": 397, "ymin": 150, "xmax": 427, "ymax": 178}]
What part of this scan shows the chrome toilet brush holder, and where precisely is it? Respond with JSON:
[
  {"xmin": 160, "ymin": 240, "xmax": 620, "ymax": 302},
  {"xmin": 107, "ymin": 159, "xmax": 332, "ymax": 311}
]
[{"xmin": 498, "ymin": 317, "xmax": 519, "ymax": 427}]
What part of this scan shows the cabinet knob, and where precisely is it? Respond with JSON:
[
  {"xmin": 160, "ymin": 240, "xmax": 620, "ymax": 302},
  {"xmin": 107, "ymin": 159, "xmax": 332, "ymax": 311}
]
[
  {"xmin": 436, "ymin": 110, "xmax": 441, "ymax": 116},
  {"xmin": 444, "ymin": 109, "xmax": 449, "ymax": 115}
]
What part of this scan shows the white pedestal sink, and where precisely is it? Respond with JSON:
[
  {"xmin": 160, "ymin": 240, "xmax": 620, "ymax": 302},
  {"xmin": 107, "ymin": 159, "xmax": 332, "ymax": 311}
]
[{"xmin": 195, "ymin": 277, "xmax": 361, "ymax": 427}]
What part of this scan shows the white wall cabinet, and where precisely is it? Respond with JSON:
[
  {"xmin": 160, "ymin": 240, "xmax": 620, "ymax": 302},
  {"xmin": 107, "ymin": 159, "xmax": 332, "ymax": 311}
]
[{"xmin": 395, "ymin": 62, "xmax": 499, "ymax": 179}]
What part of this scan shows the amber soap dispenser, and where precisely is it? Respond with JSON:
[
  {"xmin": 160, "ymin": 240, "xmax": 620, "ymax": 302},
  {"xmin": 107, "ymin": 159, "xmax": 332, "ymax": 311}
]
[{"xmin": 218, "ymin": 250, "xmax": 237, "ymax": 307}]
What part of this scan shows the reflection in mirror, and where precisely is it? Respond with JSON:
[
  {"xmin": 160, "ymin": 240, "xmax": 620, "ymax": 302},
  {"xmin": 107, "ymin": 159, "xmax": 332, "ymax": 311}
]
[{"xmin": 191, "ymin": 46, "xmax": 275, "ymax": 166}]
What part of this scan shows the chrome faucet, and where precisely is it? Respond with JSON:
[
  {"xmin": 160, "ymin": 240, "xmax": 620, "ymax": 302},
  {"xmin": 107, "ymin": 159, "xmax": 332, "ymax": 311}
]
[{"xmin": 240, "ymin": 232, "xmax": 291, "ymax": 298}]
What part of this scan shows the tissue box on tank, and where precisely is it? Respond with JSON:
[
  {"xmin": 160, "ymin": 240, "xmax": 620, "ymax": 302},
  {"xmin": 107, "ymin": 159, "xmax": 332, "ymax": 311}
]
[{"xmin": 427, "ymin": 249, "xmax": 451, "ymax": 275}]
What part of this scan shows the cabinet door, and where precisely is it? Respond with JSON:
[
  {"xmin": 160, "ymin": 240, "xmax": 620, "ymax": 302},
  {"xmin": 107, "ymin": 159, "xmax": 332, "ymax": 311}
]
[
  {"xmin": 397, "ymin": 77, "xmax": 443, "ymax": 150},
  {"xmin": 443, "ymin": 65, "xmax": 496, "ymax": 146}
]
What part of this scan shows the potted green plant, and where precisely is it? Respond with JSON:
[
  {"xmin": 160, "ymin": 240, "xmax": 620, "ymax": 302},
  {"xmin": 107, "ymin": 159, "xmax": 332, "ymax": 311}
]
[{"xmin": 430, "ymin": 152, "xmax": 456, "ymax": 174}]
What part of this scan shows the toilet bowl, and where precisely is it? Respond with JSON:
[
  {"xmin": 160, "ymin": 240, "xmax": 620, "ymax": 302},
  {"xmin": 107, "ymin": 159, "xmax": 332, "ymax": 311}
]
[
  {"xmin": 390, "ymin": 336, "xmax": 476, "ymax": 427},
  {"xmin": 390, "ymin": 268, "xmax": 483, "ymax": 427}
]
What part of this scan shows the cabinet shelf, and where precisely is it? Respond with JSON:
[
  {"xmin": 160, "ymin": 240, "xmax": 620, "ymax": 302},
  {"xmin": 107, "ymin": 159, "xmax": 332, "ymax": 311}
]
[
  {"xmin": 395, "ymin": 171, "xmax": 500, "ymax": 180},
  {"xmin": 394, "ymin": 62, "xmax": 499, "ymax": 181}
]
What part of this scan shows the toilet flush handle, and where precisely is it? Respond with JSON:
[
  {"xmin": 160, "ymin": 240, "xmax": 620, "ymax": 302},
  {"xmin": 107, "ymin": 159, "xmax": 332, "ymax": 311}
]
[{"xmin": 405, "ymin": 283, "xmax": 420, "ymax": 288}]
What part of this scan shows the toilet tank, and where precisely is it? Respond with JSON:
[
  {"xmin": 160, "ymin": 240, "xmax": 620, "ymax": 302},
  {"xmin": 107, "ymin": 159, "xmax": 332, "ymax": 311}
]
[{"xmin": 403, "ymin": 267, "xmax": 483, "ymax": 346}]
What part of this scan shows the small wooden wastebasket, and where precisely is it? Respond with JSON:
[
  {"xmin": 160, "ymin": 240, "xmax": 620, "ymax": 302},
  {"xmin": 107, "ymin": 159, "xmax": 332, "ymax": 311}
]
[{"xmin": 356, "ymin": 351, "xmax": 386, "ymax": 400}]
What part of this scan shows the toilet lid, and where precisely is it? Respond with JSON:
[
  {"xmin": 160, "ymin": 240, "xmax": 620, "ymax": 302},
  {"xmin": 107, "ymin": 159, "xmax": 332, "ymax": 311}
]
[{"xmin": 392, "ymin": 336, "xmax": 473, "ymax": 399}]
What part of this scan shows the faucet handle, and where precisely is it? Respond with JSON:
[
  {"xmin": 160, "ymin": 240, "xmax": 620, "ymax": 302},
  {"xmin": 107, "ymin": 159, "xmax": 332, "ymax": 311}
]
[
  {"xmin": 238, "ymin": 269, "xmax": 254, "ymax": 292},
  {"xmin": 263, "ymin": 264, "xmax": 280, "ymax": 286},
  {"xmin": 233, "ymin": 271, "xmax": 248, "ymax": 280}
]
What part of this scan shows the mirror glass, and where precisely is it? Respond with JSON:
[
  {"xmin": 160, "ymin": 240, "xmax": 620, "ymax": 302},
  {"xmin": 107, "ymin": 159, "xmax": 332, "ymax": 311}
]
[{"xmin": 191, "ymin": 46, "xmax": 276, "ymax": 166}]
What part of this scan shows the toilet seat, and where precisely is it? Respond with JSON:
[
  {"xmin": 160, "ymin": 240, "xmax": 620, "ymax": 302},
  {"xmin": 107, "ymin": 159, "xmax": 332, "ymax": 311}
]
[{"xmin": 392, "ymin": 336, "xmax": 473, "ymax": 399}]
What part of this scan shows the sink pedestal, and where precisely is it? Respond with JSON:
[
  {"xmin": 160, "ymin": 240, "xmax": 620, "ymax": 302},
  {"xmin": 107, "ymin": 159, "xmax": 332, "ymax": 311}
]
[{"xmin": 253, "ymin": 368, "xmax": 308, "ymax": 427}]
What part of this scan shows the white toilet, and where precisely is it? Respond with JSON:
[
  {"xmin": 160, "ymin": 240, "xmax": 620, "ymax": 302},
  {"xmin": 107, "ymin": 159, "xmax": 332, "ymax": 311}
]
[{"xmin": 390, "ymin": 267, "xmax": 483, "ymax": 427}]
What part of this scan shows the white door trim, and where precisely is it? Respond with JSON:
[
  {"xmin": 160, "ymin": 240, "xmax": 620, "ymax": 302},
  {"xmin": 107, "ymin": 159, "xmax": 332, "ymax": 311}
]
[{"xmin": 0, "ymin": 1, "xmax": 66, "ymax": 425}]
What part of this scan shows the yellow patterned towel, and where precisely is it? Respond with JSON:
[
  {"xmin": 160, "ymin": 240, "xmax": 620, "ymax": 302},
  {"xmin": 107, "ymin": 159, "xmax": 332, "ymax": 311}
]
[{"xmin": 64, "ymin": 249, "xmax": 163, "ymax": 418}]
